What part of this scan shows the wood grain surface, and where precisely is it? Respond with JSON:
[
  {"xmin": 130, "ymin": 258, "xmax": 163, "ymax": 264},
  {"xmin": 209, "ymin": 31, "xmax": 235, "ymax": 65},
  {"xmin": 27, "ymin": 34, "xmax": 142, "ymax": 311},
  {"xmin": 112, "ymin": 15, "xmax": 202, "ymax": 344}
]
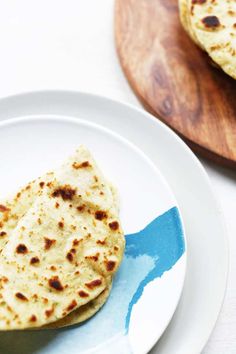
[{"xmin": 115, "ymin": 0, "xmax": 236, "ymax": 168}]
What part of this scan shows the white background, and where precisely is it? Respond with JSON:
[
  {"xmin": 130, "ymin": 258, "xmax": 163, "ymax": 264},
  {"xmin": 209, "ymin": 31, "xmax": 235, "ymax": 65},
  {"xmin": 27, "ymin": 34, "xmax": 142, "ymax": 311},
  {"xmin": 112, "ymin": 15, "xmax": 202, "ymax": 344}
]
[{"xmin": 0, "ymin": 1, "xmax": 234, "ymax": 353}]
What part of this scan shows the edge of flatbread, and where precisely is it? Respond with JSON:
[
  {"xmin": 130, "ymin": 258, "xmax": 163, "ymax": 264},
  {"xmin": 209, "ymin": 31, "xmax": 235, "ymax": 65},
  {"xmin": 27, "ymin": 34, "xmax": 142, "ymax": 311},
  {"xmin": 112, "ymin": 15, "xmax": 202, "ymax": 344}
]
[{"xmin": 43, "ymin": 281, "xmax": 112, "ymax": 329}]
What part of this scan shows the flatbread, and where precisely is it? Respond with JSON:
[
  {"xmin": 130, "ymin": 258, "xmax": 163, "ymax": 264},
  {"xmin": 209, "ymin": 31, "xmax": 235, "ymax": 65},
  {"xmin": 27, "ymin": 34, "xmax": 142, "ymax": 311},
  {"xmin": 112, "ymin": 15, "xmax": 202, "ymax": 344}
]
[
  {"xmin": 0, "ymin": 146, "xmax": 125, "ymax": 329},
  {"xmin": 0, "ymin": 190, "xmax": 113, "ymax": 331},
  {"xmin": 185, "ymin": 0, "xmax": 236, "ymax": 79},
  {"xmin": 0, "ymin": 165, "xmax": 116, "ymax": 329}
]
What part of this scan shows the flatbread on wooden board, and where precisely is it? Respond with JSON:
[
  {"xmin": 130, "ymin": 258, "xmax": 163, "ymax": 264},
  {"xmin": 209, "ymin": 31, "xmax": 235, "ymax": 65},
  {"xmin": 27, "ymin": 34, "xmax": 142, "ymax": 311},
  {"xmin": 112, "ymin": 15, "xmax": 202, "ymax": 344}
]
[
  {"xmin": 0, "ymin": 146, "xmax": 124, "ymax": 330},
  {"xmin": 179, "ymin": 0, "xmax": 236, "ymax": 79}
]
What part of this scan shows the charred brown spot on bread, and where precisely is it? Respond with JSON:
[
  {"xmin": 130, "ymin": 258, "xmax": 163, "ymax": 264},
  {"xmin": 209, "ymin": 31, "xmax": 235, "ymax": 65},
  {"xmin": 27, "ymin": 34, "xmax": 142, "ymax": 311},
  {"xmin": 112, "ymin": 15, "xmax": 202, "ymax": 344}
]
[
  {"xmin": 25, "ymin": 185, "xmax": 31, "ymax": 190},
  {"xmin": 210, "ymin": 44, "xmax": 221, "ymax": 51},
  {"xmin": 6, "ymin": 305, "xmax": 12, "ymax": 312},
  {"xmin": 50, "ymin": 265, "xmax": 57, "ymax": 271},
  {"xmin": 2, "ymin": 276, "xmax": 8, "ymax": 283},
  {"xmin": 81, "ymin": 161, "xmax": 90, "ymax": 168},
  {"xmin": 55, "ymin": 202, "xmax": 60, "ymax": 209},
  {"xmin": 202, "ymin": 16, "xmax": 220, "ymax": 28},
  {"xmin": 72, "ymin": 161, "xmax": 91, "ymax": 169},
  {"xmin": 192, "ymin": 0, "xmax": 206, "ymax": 4},
  {"xmin": 0, "ymin": 231, "xmax": 7, "ymax": 237},
  {"xmin": 66, "ymin": 252, "xmax": 74, "ymax": 262},
  {"xmin": 108, "ymin": 221, "xmax": 119, "ymax": 231},
  {"xmin": 85, "ymin": 253, "xmax": 99, "ymax": 262},
  {"xmin": 66, "ymin": 248, "xmax": 75, "ymax": 261},
  {"xmin": 52, "ymin": 185, "xmax": 76, "ymax": 201},
  {"xmin": 85, "ymin": 279, "xmax": 102, "ymax": 289},
  {"xmin": 95, "ymin": 210, "xmax": 107, "ymax": 220},
  {"xmin": 114, "ymin": 246, "xmax": 119, "ymax": 251},
  {"xmin": 78, "ymin": 290, "xmax": 89, "ymax": 298},
  {"xmin": 94, "ymin": 176, "xmax": 98, "ymax": 182},
  {"xmin": 17, "ymin": 192, "xmax": 21, "ymax": 198},
  {"xmin": 45, "ymin": 308, "xmax": 54, "ymax": 318},
  {"xmin": 15, "ymin": 292, "xmax": 28, "ymax": 301},
  {"xmin": 105, "ymin": 260, "xmax": 116, "ymax": 272},
  {"xmin": 16, "ymin": 244, "xmax": 28, "ymax": 254},
  {"xmin": 75, "ymin": 270, "xmax": 80, "ymax": 275},
  {"xmin": 29, "ymin": 315, "xmax": 37, "ymax": 322},
  {"xmin": 97, "ymin": 239, "xmax": 106, "ymax": 245},
  {"xmin": 30, "ymin": 257, "xmax": 40, "ymax": 265},
  {"xmin": 37, "ymin": 218, "xmax": 42, "ymax": 225},
  {"xmin": 58, "ymin": 221, "xmax": 64, "ymax": 229},
  {"xmin": 77, "ymin": 205, "xmax": 85, "ymax": 212},
  {"xmin": 0, "ymin": 205, "xmax": 10, "ymax": 212},
  {"xmin": 73, "ymin": 239, "xmax": 80, "ymax": 246},
  {"xmin": 44, "ymin": 238, "xmax": 56, "ymax": 250},
  {"xmin": 66, "ymin": 299, "xmax": 77, "ymax": 312},
  {"xmin": 48, "ymin": 276, "xmax": 64, "ymax": 291},
  {"xmin": 2, "ymin": 214, "xmax": 9, "ymax": 223},
  {"xmin": 39, "ymin": 182, "xmax": 45, "ymax": 188}
]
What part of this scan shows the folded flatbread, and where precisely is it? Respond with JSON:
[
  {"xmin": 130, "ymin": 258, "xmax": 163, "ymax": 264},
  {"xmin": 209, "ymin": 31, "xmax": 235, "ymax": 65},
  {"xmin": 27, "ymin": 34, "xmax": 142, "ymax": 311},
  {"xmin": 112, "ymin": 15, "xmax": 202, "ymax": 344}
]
[{"xmin": 0, "ymin": 146, "xmax": 124, "ymax": 330}]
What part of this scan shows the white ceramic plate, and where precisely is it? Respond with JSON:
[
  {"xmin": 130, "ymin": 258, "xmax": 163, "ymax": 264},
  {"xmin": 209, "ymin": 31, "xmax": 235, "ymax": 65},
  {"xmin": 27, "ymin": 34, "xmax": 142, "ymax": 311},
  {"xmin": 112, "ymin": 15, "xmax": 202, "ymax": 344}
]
[
  {"xmin": 0, "ymin": 115, "xmax": 186, "ymax": 354},
  {"xmin": 0, "ymin": 91, "xmax": 228, "ymax": 354}
]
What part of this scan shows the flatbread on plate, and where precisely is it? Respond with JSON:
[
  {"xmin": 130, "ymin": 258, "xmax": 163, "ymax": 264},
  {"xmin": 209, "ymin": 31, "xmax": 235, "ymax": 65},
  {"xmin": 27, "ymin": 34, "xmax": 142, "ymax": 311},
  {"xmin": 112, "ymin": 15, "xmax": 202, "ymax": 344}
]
[{"xmin": 0, "ymin": 146, "xmax": 124, "ymax": 329}]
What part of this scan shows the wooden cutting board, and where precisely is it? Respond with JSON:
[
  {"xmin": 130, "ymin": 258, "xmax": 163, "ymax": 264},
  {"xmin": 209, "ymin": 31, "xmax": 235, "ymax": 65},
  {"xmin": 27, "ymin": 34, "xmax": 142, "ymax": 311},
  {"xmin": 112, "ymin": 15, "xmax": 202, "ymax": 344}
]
[{"xmin": 115, "ymin": 0, "xmax": 236, "ymax": 169}]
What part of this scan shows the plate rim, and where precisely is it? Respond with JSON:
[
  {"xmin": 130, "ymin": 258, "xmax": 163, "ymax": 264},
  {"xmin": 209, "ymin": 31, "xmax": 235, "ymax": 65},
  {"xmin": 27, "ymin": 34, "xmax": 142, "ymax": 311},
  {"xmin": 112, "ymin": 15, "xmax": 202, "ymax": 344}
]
[{"xmin": 0, "ymin": 90, "xmax": 228, "ymax": 354}]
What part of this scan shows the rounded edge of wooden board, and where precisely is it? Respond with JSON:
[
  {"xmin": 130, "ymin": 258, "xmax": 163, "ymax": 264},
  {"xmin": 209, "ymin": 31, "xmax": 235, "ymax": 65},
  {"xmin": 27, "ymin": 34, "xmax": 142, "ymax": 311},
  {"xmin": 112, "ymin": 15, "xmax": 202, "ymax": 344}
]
[
  {"xmin": 114, "ymin": 0, "xmax": 236, "ymax": 170},
  {"xmin": 141, "ymin": 98, "xmax": 236, "ymax": 169}
]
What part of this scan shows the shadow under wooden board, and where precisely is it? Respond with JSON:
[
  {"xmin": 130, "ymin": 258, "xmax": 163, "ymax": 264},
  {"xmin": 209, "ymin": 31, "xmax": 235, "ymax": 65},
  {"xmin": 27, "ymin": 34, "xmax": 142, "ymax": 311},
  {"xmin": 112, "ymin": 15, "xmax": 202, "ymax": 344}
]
[{"xmin": 115, "ymin": 0, "xmax": 236, "ymax": 169}]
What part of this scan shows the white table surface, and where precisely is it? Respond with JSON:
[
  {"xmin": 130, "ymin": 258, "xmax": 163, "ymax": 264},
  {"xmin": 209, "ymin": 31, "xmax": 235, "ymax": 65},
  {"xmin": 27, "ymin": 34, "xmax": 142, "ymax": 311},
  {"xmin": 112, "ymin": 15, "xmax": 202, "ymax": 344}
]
[{"xmin": 0, "ymin": 1, "xmax": 234, "ymax": 353}]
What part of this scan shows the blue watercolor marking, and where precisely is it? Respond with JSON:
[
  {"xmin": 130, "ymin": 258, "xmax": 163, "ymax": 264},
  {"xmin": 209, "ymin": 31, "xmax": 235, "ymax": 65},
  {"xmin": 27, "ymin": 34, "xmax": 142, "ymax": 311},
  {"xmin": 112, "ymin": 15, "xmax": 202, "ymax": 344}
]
[
  {"xmin": 0, "ymin": 207, "xmax": 185, "ymax": 354},
  {"xmin": 125, "ymin": 206, "xmax": 185, "ymax": 331}
]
